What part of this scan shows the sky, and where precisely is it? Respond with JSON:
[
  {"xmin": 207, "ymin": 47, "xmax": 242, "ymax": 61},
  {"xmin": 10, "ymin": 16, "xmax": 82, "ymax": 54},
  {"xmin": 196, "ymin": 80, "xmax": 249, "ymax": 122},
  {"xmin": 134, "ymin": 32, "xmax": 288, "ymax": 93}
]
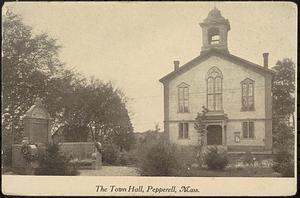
[{"xmin": 4, "ymin": 2, "xmax": 297, "ymax": 132}]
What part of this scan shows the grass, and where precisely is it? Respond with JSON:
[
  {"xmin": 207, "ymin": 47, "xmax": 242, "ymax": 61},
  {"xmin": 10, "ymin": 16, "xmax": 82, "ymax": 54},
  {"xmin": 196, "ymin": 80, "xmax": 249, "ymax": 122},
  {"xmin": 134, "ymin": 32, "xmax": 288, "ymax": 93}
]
[
  {"xmin": 2, "ymin": 166, "xmax": 13, "ymax": 175},
  {"xmin": 184, "ymin": 166, "xmax": 281, "ymax": 177}
]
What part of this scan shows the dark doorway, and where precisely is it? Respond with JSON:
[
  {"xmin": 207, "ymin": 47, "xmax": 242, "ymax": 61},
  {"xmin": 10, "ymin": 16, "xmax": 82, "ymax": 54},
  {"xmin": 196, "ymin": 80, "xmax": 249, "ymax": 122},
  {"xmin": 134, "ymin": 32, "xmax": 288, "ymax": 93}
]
[{"xmin": 207, "ymin": 125, "xmax": 222, "ymax": 145}]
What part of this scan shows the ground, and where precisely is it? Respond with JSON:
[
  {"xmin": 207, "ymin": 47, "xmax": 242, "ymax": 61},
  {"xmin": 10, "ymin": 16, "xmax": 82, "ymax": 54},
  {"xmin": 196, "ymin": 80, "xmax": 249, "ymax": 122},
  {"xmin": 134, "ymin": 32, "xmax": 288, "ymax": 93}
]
[
  {"xmin": 185, "ymin": 167, "xmax": 282, "ymax": 177},
  {"xmin": 78, "ymin": 166, "xmax": 280, "ymax": 177},
  {"xmin": 3, "ymin": 165, "xmax": 282, "ymax": 177},
  {"xmin": 79, "ymin": 166, "xmax": 140, "ymax": 176}
]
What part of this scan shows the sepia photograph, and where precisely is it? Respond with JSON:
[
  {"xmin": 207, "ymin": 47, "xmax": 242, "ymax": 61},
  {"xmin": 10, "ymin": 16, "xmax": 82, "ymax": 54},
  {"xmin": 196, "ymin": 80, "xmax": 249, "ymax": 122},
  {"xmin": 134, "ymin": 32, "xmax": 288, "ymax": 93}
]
[{"xmin": 1, "ymin": 1, "xmax": 297, "ymax": 196}]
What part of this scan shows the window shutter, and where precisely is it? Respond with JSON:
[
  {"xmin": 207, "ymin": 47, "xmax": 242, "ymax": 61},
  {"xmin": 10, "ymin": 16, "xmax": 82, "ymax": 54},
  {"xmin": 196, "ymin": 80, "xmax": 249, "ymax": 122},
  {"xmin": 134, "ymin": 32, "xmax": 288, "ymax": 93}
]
[
  {"xmin": 242, "ymin": 122, "xmax": 248, "ymax": 138},
  {"xmin": 249, "ymin": 122, "xmax": 254, "ymax": 138}
]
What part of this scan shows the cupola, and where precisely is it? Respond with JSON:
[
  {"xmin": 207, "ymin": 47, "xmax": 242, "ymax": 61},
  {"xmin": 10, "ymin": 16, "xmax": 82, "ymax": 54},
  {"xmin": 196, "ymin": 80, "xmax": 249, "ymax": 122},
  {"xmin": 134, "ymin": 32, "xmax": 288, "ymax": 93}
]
[{"xmin": 200, "ymin": 7, "xmax": 231, "ymax": 54}]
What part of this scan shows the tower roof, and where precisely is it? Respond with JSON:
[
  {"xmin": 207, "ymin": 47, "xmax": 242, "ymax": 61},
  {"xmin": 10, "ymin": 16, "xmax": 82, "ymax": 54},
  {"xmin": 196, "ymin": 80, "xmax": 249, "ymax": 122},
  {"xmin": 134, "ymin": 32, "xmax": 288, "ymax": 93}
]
[
  {"xmin": 201, "ymin": 7, "xmax": 230, "ymax": 28},
  {"xmin": 207, "ymin": 7, "xmax": 223, "ymax": 19}
]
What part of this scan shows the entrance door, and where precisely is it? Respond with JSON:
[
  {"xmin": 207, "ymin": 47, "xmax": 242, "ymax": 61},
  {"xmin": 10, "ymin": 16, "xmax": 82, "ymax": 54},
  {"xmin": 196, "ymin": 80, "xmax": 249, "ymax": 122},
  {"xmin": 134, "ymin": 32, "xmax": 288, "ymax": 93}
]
[{"xmin": 207, "ymin": 125, "xmax": 222, "ymax": 145}]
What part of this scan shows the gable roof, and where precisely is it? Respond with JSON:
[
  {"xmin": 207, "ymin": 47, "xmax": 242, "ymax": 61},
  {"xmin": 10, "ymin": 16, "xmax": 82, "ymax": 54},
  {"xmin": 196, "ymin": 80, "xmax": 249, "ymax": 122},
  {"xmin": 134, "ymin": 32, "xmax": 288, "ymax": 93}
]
[{"xmin": 159, "ymin": 48, "xmax": 275, "ymax": 84}]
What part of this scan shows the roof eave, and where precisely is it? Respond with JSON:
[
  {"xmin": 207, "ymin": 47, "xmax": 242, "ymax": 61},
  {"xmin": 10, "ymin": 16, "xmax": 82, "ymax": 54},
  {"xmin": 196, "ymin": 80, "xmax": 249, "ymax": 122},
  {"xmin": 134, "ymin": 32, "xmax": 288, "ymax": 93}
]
[{"xmin": 159, "ymin": 49, "xmax": 276, "ymax": 84}]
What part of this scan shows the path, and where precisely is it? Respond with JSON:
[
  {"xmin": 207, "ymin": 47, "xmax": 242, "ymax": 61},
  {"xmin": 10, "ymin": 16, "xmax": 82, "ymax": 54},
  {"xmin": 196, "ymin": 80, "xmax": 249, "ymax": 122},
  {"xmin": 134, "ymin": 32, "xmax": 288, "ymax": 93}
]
[{"xmin": 79, "ymin": 166, "xmax": 140, "ymax": 176}]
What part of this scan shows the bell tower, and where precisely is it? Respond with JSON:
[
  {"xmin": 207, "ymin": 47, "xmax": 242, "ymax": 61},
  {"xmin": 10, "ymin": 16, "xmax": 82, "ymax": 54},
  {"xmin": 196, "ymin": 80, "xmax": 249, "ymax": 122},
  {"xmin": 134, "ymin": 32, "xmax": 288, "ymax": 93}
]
[{"xmin": 200, "ymin": 7, "xmax": 230, "ymax": 54}]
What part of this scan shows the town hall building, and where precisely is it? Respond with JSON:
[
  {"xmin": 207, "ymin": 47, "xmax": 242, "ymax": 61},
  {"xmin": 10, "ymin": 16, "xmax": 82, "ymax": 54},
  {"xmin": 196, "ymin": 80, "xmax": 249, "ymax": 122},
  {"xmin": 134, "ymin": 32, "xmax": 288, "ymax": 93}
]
[{"xmin": 159, "ymin": 8, "xmax": 274, "ymax": 153}]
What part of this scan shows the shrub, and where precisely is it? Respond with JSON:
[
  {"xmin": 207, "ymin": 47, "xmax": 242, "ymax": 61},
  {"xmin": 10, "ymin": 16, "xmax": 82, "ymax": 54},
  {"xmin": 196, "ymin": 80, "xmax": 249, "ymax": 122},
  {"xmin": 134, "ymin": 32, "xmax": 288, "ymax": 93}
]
[
  {"xmin": 34, "ymin": 143, "xmax": 78, "ymax": 175},
  {"xmin": 173, "ymin": 146, "xmax": 198, "ymax": 176},
  {"xmin": 138, "ymin": 141, "xmax": 179, "ymax": 176},
  {"xmin": 124, "ymin": 149, "xmax": 139, "ymax": 166},
  {"xmin": 243, "ymin": 151, "xmax": 254, "ymax": 166},
  {"xmin": 2, "ymin": 146, "xmax": 12, "ymax": 167},
  {"xmin": 101, "ymin": 143, "xmax": 119, "ymax": 165},
  {"xmin": 115, "ymin": 151, "xmax": 130, "ymax": 166},
  {"xmin": 272, "ymin": 150, "xmax": 294, "ymax": 177},
  {"xmin": 205, "ymin": 146, "xmax": 228, "ymax": 170}
]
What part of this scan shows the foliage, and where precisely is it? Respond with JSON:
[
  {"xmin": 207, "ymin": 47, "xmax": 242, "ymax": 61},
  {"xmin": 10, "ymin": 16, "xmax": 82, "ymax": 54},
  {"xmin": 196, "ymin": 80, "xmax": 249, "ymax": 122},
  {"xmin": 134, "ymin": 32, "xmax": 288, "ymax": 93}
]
[
  {"xmin": 2, "ymin": 146, "xmax": 12, "ymax": 167},
  {"xmin": 271, "ymin": 58, "xmax": 295, "ymax": 177},
  {"xmin": 272, "ymin": 121, "xmax": 294, "ymax": 153},
  {"xmin": 62, "ymin": 125, "xmax": 89, "ymax": 142},
  {"xmin": 194, "ymin": 106, "xmax": 209, "ymax": 166},
  {"xmin": 115, "ymin": 151, "xmax": 134, "ymax": 166},
  {"xmin": 173, "ymin": 146, "xmax": 199, "ymax": 176},
  {"xmin": 271, "ymin": 58, "xmax": 295, "ymax": 151},
  {"xmin": 122, "ymin": 150, "xmax": 139, "ymax": 166},
  {"xmin": 101, "ymin": 143, "xmax": 119, "ymax": 165},
  {"xmin": 21, "ymin": 144, "xmax": 37, "ymax": 162},
  {"xmin": 138, "ymin": 140, "xmax": 179, "ymax": 176},
  {"xmin": 35, "ymin": 144, "xmax": 78, "ymax": 175},
  {"xmin": 272, "ymin": 150, "xmax": 294, "ymax": 177},
  {"xmin": 101, "ymin": 145, "xmax": 138, "ymax": 166},
  {"xmin": 2, "ymin": 10, "xmax": 64, "ymax": 144},
  {"xmin": 205, "ymin": 146, "xmax": 228, "ymax": 170},
  {"xmin": 272, "ymin": 58, "xmax": 295, "ymax": 126},
  {"xmin": 2, "ymin": 10, "xmax": 135, "ymax": 167},
  {"xmin": 243, "ymin": 151, "xmax": 254, "ymax": 166},
  {"xmin": 2, "ymin": 126, "xmax": 13, "ymax": 166}
]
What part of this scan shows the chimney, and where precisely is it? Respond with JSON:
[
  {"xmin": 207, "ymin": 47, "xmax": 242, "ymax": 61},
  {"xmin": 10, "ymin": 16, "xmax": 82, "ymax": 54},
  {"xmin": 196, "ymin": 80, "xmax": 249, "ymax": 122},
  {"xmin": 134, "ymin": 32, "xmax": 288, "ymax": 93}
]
[
  {"xmin": 174, "ymin": 60, "xmax": 180, "ymax": 71},
  {"xmin": 263, "ymin": 53, "xmax": 269, "ymax": 68}
]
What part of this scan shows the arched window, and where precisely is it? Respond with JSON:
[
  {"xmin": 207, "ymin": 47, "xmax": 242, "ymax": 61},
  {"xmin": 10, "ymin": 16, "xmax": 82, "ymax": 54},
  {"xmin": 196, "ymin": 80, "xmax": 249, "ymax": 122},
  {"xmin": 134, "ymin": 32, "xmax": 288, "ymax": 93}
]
[
  {"xmin": 241, "ymin": 78, "xmax": 255, "ymax": 111},
  {"xmin": 206, "ymin": 67, "xmax": 223, "ymax": 111}
]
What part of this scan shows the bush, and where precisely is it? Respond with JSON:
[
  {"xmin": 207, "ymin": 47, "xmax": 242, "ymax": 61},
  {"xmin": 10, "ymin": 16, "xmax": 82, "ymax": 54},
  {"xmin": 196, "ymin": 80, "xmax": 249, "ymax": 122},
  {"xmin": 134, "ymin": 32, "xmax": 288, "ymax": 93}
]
[
  {"xmin": 115, "ymin": 151, "xmax": 130, "ymax": 166},
  {"xmin": 243, "ymin": 151, "xmax": 254, "ymax": 166},
  {"xmin": 101, "ymin": 143, "xmax": 119, "ymax": 165},
  {"xmin": 34, "ymin": 143, "xmax": 78, "ymax": 175},
  {"xmin": 272, "ymin": 150, "xmax": 294, "ymax": 177},
  {"xmin": 124, "ymin": 149, "xmax": 139, "ymax": 165},
  {"xmin": 2, "ymin": 146, "xmax": 12, "ymax": 167},
  {"xmin": 138, "ymin": 141, "xmax": 179, "ymax": 176},
  {"xmin": 205, "ymin": 146, "xmax": 228, "ymax": 170}
]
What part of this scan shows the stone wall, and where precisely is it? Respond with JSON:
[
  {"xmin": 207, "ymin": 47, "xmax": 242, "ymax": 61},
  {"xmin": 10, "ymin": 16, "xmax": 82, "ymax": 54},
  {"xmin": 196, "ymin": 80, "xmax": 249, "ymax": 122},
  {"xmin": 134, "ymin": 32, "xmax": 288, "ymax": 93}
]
[{"xmin": 59, "ymin": 142, "xmax": 94, "ymax": 160}]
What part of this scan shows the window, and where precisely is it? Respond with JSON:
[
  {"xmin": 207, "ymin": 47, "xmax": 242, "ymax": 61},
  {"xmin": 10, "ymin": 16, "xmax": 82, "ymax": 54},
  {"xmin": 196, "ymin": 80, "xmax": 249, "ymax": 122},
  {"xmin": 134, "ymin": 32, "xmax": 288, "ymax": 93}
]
[
  {"xmin": 241, "ymin": 78, "xmax": 255, "ymax": 111},
  {"xmin": 178, "ymin": 83, "xmax": 189, "ymax": 113},
  {"xmin": 178, "ymin": 122, "xmax": 189, "ymax": 139},
  {"xmin": 206, "ymin": 67, "xmax": 223, "ymax": 111},
  {"xmin": 210, "ymin": 35, "xmax": 220, "ymax": 44},
  {"xmin": 208, "ymin": 27, "xmax": 220, "ymax": 45},
  {"xmin": 242, "ymin": 121, "xmax": 254, "ymax": 139}
]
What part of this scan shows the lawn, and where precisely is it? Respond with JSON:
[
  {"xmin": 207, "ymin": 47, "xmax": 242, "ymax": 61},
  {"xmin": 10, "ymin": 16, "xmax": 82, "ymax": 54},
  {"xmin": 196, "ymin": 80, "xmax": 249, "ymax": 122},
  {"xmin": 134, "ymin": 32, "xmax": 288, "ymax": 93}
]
[{"xmin": 184, "ymin": 167, "xmax": 281, "ymax": 177}]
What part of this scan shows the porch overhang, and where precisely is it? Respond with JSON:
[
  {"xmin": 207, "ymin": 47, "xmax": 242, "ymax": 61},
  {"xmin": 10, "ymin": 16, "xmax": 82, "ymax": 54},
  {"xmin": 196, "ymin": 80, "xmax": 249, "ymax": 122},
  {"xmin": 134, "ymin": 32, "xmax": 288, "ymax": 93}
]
[{"xmin": 201, "ymin": 111, "xmax": 228, "ymax": 123}]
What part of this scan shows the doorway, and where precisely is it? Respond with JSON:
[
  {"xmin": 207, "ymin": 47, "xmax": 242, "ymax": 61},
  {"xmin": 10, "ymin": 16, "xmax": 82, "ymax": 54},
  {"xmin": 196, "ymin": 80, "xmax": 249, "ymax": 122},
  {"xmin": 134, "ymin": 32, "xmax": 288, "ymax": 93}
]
[{"xmin": 207, "ymin": 125, "xmax": 222, "ymax": 145}]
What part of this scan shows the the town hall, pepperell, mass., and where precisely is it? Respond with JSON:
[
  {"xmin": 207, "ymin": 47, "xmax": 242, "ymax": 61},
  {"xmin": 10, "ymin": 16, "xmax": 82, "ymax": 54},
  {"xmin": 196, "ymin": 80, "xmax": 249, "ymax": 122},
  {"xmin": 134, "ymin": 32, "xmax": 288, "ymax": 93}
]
[{"xmin": 159, "ymin": 7, "xmax": 274, "ymax": 153}]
